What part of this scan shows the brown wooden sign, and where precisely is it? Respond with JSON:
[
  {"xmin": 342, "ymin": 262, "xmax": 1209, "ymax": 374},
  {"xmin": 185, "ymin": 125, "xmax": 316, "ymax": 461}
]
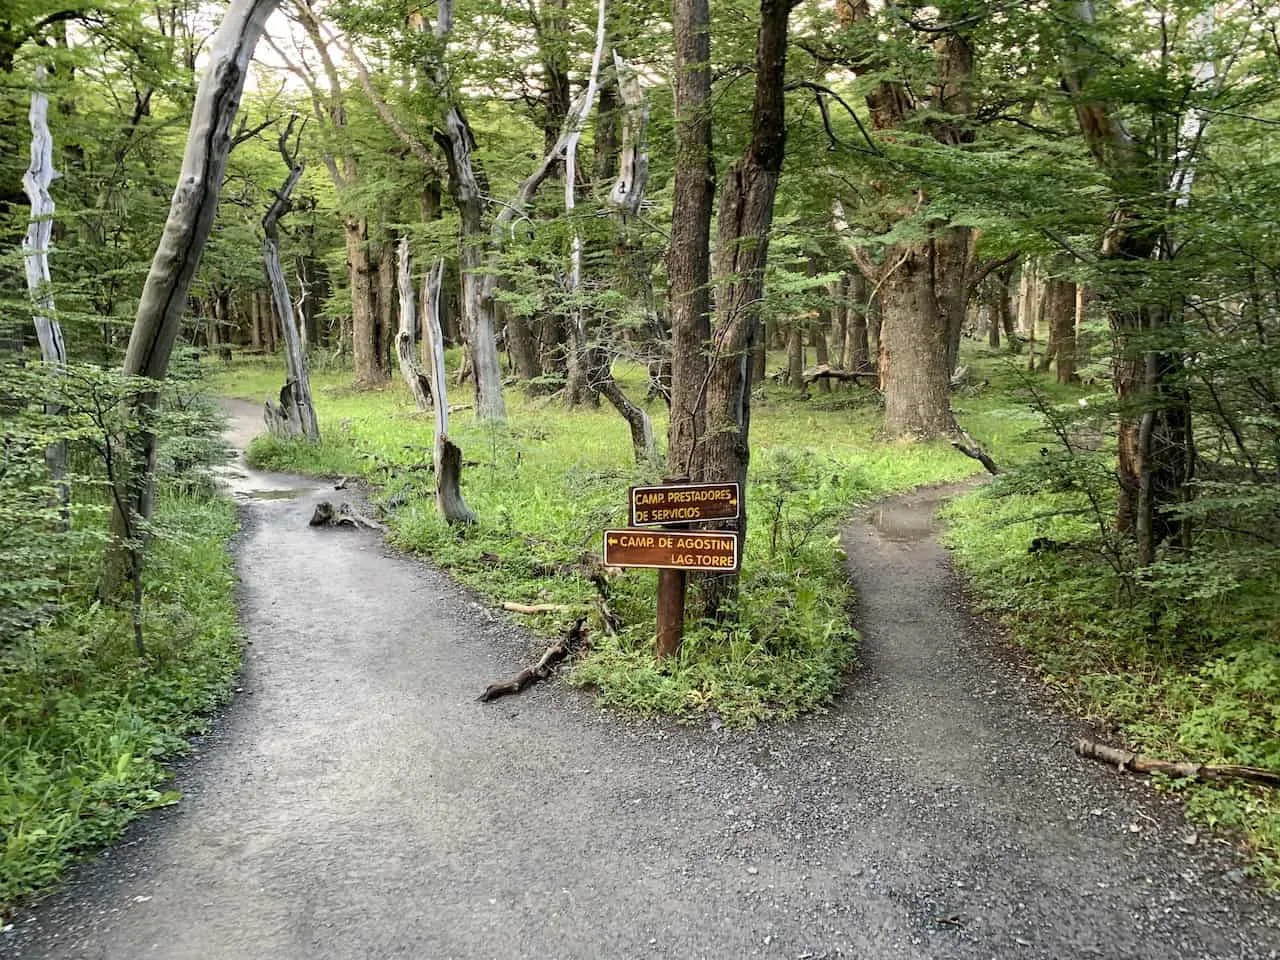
[
  {"xmin": 628, "ymin": 482, "xmax": 740, "ymax": 527},
  {"xmin": 603, "ymin": 529, "xmax": 740, "ymax": 573}
]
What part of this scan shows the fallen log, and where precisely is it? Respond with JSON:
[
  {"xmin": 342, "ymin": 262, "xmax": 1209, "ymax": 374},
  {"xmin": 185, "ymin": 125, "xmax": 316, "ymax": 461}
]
[
  {"xmin": 479, "ymin": 617, "xmax": 587, "ymax": 702},
  {"xmin": 1073, "ymin": 738, "xmax": 1280, "ymax": 788},
  {"xmin": 501, "ymin": 602, "xmax": 582, "ymax": 614},
  {"xmin": 309, "ymin": 500, "xmax": 385, "ymax": 531},
  {"xmin": 802, "ymin": 363, "xmax": 878, "ymax": 386}
]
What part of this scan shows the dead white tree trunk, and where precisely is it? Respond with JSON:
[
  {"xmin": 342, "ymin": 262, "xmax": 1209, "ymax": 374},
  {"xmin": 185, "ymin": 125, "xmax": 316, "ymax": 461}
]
[
  {"xmin": 428, "ymin": 0, "xmax": 506, "ymax": 424},
  {"xmin": 563, "ymin": 0, "xmax": 608, "ymax": 408},
  {"xmin": 594, "ymin": 51, "xmax": 657, "ymax": 464},
  {"xmin": 423, "ymin": 258, "xmax": 477, "ymax": 525},
  {"xmin": 607, "ymin": 52, "xmax": 650, "ymax": 216},
  {"xmin": 395, "ymin": 238, "xmax": 434, "ymax": 412},
  {"xmin": 22, "ymin": 65, "xmax": 69, "ymax": 514},
  {"xmin": 262, "ymin": 117, "xmax": 320, "ymax": 441},
  {"xmin": 106, "ymin": 0, "xmax": 282, "ymax": 593}
]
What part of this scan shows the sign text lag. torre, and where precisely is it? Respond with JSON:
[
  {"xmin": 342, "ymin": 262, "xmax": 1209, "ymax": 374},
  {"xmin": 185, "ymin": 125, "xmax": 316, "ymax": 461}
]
[
  {"xmin": 602, "ymin": 480, "xmax": 743, "ymax": 659},
  {"xmin": 603, "ymin": 528, "xmax": 740, "ymax": 573}
]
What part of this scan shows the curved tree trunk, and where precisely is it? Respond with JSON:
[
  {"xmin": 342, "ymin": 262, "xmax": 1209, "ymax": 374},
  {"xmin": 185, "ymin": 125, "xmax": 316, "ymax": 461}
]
[
  {"xmin": 262, "ymin": 122, "xmax": 320, "ymax": 442},
  {"xmin": 107, "ymin": 0, "xmax": 282, "ymax": 595},
  {"xmin": 562, "ymin": 0, "xmax": 609, "ymax": 409}
]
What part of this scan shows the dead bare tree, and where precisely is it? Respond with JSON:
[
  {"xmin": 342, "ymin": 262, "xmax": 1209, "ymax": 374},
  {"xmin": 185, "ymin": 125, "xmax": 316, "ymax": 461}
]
[
  {"xmin": 22, "ymin": 64, "xmax": 68, "ymax": 517},
  {"xmin": 262, "ymin": 115, "xmax": 321, "ymax": 441},
  {"xmin": 106, "ymin": 0, "xmax": 282, "ymax": 594}
]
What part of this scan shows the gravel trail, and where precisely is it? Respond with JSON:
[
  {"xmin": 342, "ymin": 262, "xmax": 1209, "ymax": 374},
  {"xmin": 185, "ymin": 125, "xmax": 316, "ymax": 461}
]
[{"xmin": 6, "ymin": 402, "xmax": 1278, "ymax": 959}]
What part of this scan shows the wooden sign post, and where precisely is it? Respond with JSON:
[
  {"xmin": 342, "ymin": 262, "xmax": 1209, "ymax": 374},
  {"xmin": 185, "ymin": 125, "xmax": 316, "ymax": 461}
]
[{"xmin": 602, "ymin": 480, "xmax": 741, "ymax": 660}]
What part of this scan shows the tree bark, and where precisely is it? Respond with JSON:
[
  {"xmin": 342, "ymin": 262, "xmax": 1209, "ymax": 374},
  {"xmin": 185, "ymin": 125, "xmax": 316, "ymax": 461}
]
[
  {"xmin": 422, "ymin": 258, "xmax": 477, "ymax": 525},
  {"xmin": 697, "ymin": 0, "xmax": 793, "ymax": 618},
  {"xmin": 344, "ymin": 216, "xmax": 382, "ymax": 387},
  {"xmin": 1064, "ymin": 0, "xmax": 1194, "ymax": 555},
  {"xmin": 1041, "ymin": 275, "xmax": 1077, "ymax": 383},
  {"xmin": 22, "ymin": 65, "xmax": 68, "ymax": 514},
  {"xmin": 666, "ymin": 0, "xmax": 715, "ymax": 480},
  {"xmin": 375, "ymin": 236, "xmax": 396, "ymax": 379},
  {"xmin": 262, "ymin": 126, "xmax": 319, "ymax": 441},
  {"xmin": 394, "ymin": 238, "xmax": 434, "ymax": 412},
  {"xmin": 107, "ymin": 0, "xmax": 282, "ymax": 595},
  {"xmin": 563, "ymin": 0, "xmax": 609, "ymax": 409},
  {"xmin": 786, "ymin": 322, "xmax": 804, "ymax": 388},
  {"xmin": 846, "ymin": 271, "xmax": 870, "ymax": 372},
  {"xmin": 427, "ymin": 0, "xmax": 506, "ymax": 422},
  {"xmin": 879, "ymin": 243, "xmax": 957, "ymax": 439}
]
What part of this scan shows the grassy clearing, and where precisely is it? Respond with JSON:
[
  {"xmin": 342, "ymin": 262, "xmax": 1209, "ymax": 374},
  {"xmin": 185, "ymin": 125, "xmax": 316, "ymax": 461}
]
[
  {"xmin": 1, "ymin": 495, "xmax": 241, "ymax": 910},
  {"xmin": 214, "ymin": 355, "xmax": 988, "ymax": 726}
]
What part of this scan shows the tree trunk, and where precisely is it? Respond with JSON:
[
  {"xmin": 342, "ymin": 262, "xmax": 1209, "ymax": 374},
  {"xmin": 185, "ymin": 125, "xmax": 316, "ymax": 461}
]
[
  {"xmin": 429, "ymin": 27, "xmax": 506, "ymax": 421},
  {"xmin": 786, "ymin": 323, "xmax": 804, "ymax": 388},
  {"xmin": 394, "ymin": 238, "xmax": 433, "ymax": 412},
  {"xmin": 846, "ymin": 271, "xmax": 870, "ymax": 372},
  {"xmin": 344, "ymin": 216, "xmax": 382, "ymax": 387},
  {"xmin": 867, "ymin": 291, "xmax": 882, "ymax": 374},
  {"xmin": 422, "ymin": 257, "xmax": 477, "ymax": 524},
  {"xmin": 562, "ymin": 0, "xmax": 609, "ymax": 409},
  {"xmin": 375, "ymin": 236, "xmax": 396, "ymax": 379},
  {"xmin": 262, "ymin": 135, "xmax": 319, "ymax": 441},
  {"xmin": 249, "ymin": 291, "xmax": 263, "ymax": 351},
  {"xmin": 107, "ymin": 0, "xmax": 282, "ymax": 595},
  {"xmin": 1042, "ymin": 276, "xmax": 1076, "ymax": 383},
  {"xmin": 697, "ymin": 0, "xmax": 791, "ymax": 619},
  {"xmin": 262, "ymin": 289, "xmax": 277, "ymax": 353},
  {"xmin": 808, "ymin": 255, "xmax": 831, "ymax": 392},
  {"xmin": 22, "ymin": 66, "xmax": 68, "ymax": 515},
  {"xmin": 504, "ymin": 283, "xmax": 541, "ymax": 380},
  {"xmin": 879, "ymin": 243, "xmax": 956, "ymax": 439},
  {"xmin": 831, "ymin": 274, "xmax": 848, "ymax": 370},
  {"xmin": 666, "ymin": 0, "xmax": 715, "ymax": 480}
]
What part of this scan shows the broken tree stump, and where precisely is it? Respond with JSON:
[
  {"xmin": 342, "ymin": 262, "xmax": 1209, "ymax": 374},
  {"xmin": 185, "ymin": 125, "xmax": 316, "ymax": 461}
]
[
  {"xmin": 478, "ymin": 618, "xmax": 588, "ymax": 702},
  {"xmin": 1073, "ymin": 738, "xmax": 1280, "ymax": 788},
  {"xmin": 309, "ymin": 500, "xmax": 385, "ymax": 531}
]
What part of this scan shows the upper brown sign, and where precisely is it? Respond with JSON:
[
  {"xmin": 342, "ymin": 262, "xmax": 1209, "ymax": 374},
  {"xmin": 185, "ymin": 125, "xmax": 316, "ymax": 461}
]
[
  {"xmin": 603, "ymin": 529, "xmax": 740, "ymax": 572},
  {"xmin": 628, "ymin": 482, "xmax": 741, "ymax": 527}
]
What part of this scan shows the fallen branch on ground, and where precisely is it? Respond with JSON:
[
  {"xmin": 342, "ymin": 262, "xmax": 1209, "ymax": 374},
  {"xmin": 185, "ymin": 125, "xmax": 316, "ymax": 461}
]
[
  {"xmin": 478, "ymin": 617, "xmax": 588, "ymax": 702},
  {"xmin": 309, "ymin": 500, "xmax": 385, "ymax": 531},
  {"xmin": 1073, "ymin": 738, "xmax": 1280, "ymax": 788},
  {"xmin": 802, "ymin": 364, "xmax": 878, "ymax": 386},
  {"xmin": 501, "ymin": 602, "xmax": 582, "ymax": 614},
  {"xmin": 951, "ymin": 428, "xmax": 1000, "ymax": 476}
]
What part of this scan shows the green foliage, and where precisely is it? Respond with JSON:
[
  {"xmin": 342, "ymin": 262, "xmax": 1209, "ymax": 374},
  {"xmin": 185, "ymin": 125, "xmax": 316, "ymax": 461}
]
[
  {"xmin": 0, "ymin": 347, "xmax": 240, "ymax": 912},
  {"xmin": 0, "ymin": 496, "xmax": 240, "ymax": 910}
]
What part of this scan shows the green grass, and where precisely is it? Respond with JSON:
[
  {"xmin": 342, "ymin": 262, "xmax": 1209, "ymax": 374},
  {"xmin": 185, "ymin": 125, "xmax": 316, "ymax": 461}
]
[
  {"xmin": 212, "ymin": 354, "xmax": 989, "ymax": 726},
  {"xmin": 0, "ymin": 495, "xmax": 242, "ymax": 911}
]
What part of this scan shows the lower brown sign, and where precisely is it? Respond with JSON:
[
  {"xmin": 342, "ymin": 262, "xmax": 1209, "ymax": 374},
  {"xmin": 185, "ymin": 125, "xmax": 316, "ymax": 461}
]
[{"xmin": 603, "ymin": 529, "xmax": 739, "ymax": 572}]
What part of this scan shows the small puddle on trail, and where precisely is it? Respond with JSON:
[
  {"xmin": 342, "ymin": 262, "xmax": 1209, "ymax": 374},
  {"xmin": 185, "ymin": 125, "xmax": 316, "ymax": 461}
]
[{"xmin": 870, "ymin": 502, "xmax": 939, "ymax": 543}]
